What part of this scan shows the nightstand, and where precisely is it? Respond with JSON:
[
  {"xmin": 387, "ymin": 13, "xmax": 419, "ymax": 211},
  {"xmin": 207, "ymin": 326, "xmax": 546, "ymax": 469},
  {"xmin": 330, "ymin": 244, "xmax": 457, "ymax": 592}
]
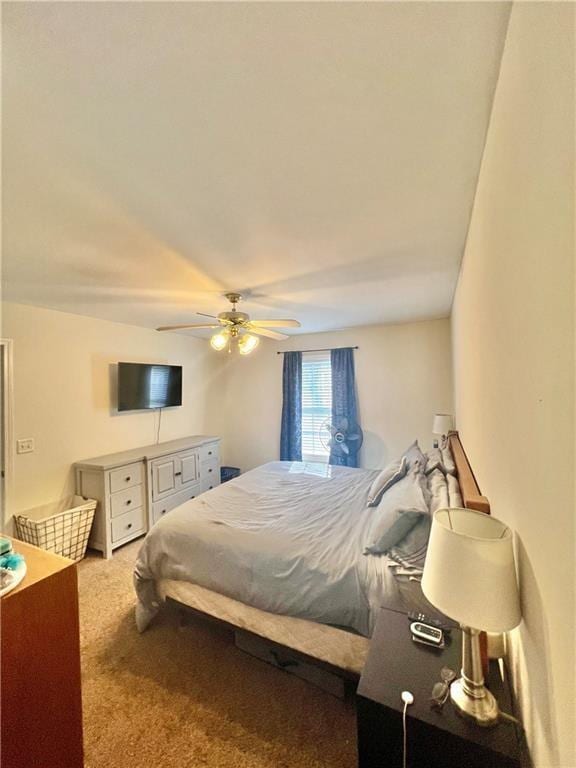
[{"xmin": 356, "ymin": 606, "xmax": 527, "ymax": 768}]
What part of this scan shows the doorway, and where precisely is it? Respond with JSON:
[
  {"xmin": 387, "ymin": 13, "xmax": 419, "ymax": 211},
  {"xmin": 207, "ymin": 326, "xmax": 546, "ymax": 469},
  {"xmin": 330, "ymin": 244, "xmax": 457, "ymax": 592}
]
[{"xmin": 0, "ymin": 340, "xmax": 14, "ymax": 533}]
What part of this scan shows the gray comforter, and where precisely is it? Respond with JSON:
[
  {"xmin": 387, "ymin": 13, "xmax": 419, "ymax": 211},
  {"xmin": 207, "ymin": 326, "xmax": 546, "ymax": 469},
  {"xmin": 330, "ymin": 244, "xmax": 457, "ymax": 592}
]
[{"xmin": 134, "ymin": 461, "xmax": 404, "ymax": 637}]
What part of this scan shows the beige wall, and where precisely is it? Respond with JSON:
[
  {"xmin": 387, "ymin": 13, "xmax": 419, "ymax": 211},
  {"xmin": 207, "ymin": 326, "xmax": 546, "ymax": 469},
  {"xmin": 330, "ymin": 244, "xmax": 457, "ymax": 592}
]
[
  {"xmin": 3, "ymin": 306, "xmax": 452, "ymax": 524},
  {"xmin": 451, "ymin": 4, "xmax": 575, "ymax": 766},
  {"xmin": 211, "ymin": 319, "xmax": 453, "ymax": 472},
  {"xmin": 3, "ymin": 302, "xmax": 221, "ymax": 526}
]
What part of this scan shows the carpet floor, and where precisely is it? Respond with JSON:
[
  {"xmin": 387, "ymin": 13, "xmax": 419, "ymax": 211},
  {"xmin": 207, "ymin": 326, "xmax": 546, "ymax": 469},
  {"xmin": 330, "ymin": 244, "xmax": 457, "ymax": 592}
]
[{"xmin": 77, "ymin": 541, "xmax": 357, "ymax": 768}]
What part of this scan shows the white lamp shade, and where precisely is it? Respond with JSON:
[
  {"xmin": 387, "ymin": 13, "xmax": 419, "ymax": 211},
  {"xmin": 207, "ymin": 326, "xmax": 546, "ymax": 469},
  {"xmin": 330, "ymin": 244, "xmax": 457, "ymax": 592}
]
[
  {"xmin": 238, "ymin": 333, "xmax": 260, "ymax": 355},
  {"xmin": 422, "ymin": 508, "xmax": 521, "ymax": 632},
  {"xmin": 210, "ymin": 331, "xmax": 229, "ymax": 351},
  {"xmin": 432, "ymin": 413, "xmax": 454, "ymax": 435}
]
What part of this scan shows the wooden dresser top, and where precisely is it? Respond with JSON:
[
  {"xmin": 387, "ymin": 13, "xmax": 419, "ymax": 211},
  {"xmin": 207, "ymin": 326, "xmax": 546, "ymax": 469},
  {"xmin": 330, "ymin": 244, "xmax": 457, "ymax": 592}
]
[{"xmin": 1, "ymin": 537, "xmax": 74, "ymax": 600}]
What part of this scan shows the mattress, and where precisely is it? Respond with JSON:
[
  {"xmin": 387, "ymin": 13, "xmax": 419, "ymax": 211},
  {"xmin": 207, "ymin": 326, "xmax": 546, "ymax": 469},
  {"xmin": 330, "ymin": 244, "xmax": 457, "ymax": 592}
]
[
  {"xmin": 134, "ymin": 461, "xmax": 402, "ymax": 637},
  {"xmin": 158, "ymin": 578, "xmax": 370, "ymax": 675}
]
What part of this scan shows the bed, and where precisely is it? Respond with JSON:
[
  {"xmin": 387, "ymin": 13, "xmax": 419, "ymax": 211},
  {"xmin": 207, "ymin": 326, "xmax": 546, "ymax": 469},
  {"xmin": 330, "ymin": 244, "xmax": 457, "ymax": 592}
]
[{"xmin": 134, "ymin": 433, "xmax": 487, "ymax": 678}]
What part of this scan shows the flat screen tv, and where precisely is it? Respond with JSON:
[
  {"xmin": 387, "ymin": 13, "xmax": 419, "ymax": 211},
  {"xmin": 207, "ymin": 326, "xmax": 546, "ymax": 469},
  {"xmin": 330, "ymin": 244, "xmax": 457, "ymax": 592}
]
[{"xmin": 117, "ymin": 362, "xmax": 182, "ymax": 411}]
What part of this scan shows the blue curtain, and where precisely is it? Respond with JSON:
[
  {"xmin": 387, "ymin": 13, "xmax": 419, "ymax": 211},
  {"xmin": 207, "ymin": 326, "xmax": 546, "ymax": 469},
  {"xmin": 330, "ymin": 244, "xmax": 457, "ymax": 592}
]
[
  {"xmin": 330, "ymin": 348, "xmax": 360, "ymax": 467},
  {"xmin": 280, "ymin": 351, "xmax": 302, "ymax": 461}
]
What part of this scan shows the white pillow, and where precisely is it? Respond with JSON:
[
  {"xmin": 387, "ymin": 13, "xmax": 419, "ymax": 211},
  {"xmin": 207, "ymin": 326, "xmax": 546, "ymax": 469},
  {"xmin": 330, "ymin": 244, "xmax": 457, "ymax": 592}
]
[
  {"xmin": 425, "ymin": 445, "xmax": 458, "ymax": 476},
  {"xmin": 441, "ymin": 445, "xmax": 457, "ymax": 475},
  {"xmin": 367, "ymin": 456, "xmax": 408, "ymax": 507},
  {"xmin": 424, "ymin": 448, "xmax": 444, "ymax": 475},
  {"xmin": 447, "ymin": 473, "xmax": 463, "ymax": 508},
  {"xmin": 427, "ymin": 468, "xmax": 450, "ymax": 513}
]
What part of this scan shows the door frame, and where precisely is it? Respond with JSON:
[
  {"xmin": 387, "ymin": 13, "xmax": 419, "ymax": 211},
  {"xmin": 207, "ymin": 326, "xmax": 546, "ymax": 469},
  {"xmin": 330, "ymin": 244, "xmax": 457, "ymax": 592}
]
[{"xmin": 0, "ymin": 339, "xmax": 15, "ymax": 532}]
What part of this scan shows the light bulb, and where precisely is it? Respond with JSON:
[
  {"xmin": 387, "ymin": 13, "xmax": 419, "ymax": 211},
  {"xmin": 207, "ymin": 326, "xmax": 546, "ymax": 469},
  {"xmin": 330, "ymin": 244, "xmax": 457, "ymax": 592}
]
[
  {"xmin": 210, "ymin": 331, "xmax": 229, "ymax": 351},
  {"xmin": 238, "ymin": 333, "xmax": 260, "ymax": 355}
]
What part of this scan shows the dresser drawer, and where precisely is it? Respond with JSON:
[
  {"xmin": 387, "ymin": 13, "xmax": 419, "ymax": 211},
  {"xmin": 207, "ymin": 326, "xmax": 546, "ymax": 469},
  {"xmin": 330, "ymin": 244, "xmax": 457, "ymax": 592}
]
[
  {"xmin": 152, "ymin": 484, "xmax": 201, "ymax": 524},
  {"xmin": 110, "ymin": 484, "xmax": 143, "ymax": 518},
  {"xmin": 199, "ymin": 442, "xmax": 219, "ymax": 463},
  {"xmin": 201, "ymin": 475, "xmax": 219, "ymax": 493},
  {"xmin": 111, "ymin": 506, "xmax": 146, "ymax": 543},
  {"xmin": 109, "ymin": 463, "xmax": 143, "ymax": 494},
  {"xmin": 201, "ymin": 458, "xmax": 220, "ymax": 493},
  {"xmin": 201, "ymin": 458, "xmax": 219, "ymax": 481}
]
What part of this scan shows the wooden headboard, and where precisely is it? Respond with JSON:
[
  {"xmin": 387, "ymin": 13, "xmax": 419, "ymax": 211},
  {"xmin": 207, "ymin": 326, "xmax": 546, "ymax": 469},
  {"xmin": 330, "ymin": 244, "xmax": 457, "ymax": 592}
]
[{"xmin": 448, "ymin": 432, "xmax": 490, "ymax": 515}]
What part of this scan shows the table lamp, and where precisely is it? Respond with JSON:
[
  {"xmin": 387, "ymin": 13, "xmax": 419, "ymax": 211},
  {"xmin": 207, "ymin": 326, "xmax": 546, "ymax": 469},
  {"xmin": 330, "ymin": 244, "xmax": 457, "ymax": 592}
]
[
  {"xmin": 422, "ymin": 508, "xmax": 521, "ymax": 727},
  {"xmin": 432, "ymin": 414, "xmax": 454, "ymax": 445}
]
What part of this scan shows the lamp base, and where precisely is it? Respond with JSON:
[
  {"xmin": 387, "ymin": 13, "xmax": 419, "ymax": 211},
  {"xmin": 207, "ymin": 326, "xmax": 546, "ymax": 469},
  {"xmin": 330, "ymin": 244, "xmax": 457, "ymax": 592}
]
[{"xmin": 450, "ymin": 678, "xmax": 500, "ymax": 727}]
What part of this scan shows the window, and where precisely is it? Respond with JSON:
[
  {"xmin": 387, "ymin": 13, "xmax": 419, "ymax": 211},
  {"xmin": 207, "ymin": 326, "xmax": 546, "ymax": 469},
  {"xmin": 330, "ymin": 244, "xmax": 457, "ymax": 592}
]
[
  {"xmin": 301, "ymin": 352, "xmax": 332, "ymax": 462},
  {"xmin": 149, "ymin": 365, "xmax": 170, "ymax": 409}
]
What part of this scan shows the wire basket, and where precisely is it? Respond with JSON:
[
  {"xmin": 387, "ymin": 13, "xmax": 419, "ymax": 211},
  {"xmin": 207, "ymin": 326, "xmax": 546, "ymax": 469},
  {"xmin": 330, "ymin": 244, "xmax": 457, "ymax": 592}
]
[{"xmin": 14, "ymin": 495, "xmax": 97, "ymax": 562}]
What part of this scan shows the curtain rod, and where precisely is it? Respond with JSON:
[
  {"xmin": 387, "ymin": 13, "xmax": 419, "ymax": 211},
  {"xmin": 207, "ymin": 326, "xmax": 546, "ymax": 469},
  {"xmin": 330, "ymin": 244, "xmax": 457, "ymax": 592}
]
[{"xmin": 276, "ymin": 346, "xmax": 359, "ymax": 355}]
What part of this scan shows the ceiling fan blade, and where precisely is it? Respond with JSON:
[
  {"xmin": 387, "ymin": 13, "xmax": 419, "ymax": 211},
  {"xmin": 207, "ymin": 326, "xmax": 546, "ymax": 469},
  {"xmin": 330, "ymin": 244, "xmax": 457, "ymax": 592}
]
[
  {"xmin": 249, "ymin": 319, "xmax": 301, "ymax": 328},
  {"xmin": 248, "ymin": 326, "xmax": 289, "ymax": 341},
  {"xmin": 197, "ymin": 312, "xmax": 220, "ymax": 319},
  {"xmin": 156, "ymin": 323, "xmax": 221, "ymax": 331}
]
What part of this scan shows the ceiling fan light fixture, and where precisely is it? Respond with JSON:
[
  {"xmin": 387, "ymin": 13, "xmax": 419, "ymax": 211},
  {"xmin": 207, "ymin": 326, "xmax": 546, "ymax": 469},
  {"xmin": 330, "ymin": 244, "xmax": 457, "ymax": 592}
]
[
  {"xmin": 159, "ymin": 294, "xmax": 299, "ymax": 350},
  {"xmin": 210, "ymin": 331, "xmax": 229, "ymax": 351},
  {"xmin": 238, "ymin": 333, "xmax": 260, "ymax": 355}
]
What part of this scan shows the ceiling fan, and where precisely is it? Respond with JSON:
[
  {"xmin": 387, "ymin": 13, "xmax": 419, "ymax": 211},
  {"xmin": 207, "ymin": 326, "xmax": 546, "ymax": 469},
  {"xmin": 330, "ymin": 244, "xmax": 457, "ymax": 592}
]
[{"xmin": 156, "ymin": 293, "xmax": 301, "ymax": 354}]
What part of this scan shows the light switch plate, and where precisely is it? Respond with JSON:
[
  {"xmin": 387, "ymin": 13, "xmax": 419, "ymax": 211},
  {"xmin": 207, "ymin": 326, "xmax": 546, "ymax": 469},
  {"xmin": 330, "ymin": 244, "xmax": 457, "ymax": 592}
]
[{"xmin": 17, "ymin": 438, "xmax": 35, "ymax": 454}]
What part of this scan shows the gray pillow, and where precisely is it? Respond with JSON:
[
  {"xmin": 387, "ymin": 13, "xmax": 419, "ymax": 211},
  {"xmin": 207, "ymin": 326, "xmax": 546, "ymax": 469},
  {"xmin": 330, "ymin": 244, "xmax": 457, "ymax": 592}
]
[
  {"xmin": 364, "ymin": 470, "xmax": 429, "ymax": 555},
  {"xmin": 367, "ymin": 456, "xmax": 408, "ymax": 507},
  {"xmin": 391, "ymin": 515, "xmax": 432, "ymax": 568},
  {"xmin": 402, "ymin": 440, "xmax": 427, "ymax": 472}
]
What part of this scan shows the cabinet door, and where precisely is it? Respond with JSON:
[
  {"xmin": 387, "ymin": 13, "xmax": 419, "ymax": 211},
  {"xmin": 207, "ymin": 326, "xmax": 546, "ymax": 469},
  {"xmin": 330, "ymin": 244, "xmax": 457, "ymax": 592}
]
[
  {"xmin": 179, "ymin": 451, "xmax": 199, "ymax": 487},
  {"xmin": 151, "ymin": 457, "xmax": 177, "ymax": 500}
]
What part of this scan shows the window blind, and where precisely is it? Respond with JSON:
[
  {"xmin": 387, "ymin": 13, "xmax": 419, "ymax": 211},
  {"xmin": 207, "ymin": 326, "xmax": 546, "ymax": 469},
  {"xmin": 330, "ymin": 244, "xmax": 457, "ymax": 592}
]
[
  {"xmin": 301, "ymin": 352, "xmax": 332, "ymax": 462},
  {"xmin": 149, "ymin": 365, "xmax": 170, "ymax": 409}
]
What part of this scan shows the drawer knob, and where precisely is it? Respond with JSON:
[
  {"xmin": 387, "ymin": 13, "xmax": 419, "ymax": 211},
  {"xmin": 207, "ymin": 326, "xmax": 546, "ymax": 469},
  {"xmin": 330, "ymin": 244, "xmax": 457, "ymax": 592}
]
[
  {"xmin": 175, "ymin": 471, "xmax": 182, "ymax": 476},
  {"xmin": 126, "ymin": 499, "xmax": 132, "ymax": 505},
  {"xmin": 161, "ymin": 510, "xmax": 166, "ymax": 515},
  {"xmin": 208, "ymin": 451, "xmax": 212, "ymax": 456},
  {"xmin": 208, "ymin": 468, "xmax": 212, "ymax": 473},
  {"xmin": 191, "ymin": 495, "xmax": 195, "ymax": 499},
  {"xmin": 209, "ymin": 486, "xmax": 213, "ymax": 490},
  {"xmin": 125, "ymin": 476, "xmax": 131, "ymax": 482},
  {"xmin": 127, "ymin": 523, "xmax": 133, "ymax": 529}
]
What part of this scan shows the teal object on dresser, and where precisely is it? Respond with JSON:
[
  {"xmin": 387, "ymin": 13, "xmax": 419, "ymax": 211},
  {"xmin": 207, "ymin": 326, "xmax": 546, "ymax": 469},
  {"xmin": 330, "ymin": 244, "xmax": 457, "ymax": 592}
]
[{"xmin": 0, "ymin": 537, "xmax": 12, "ymax": 556}]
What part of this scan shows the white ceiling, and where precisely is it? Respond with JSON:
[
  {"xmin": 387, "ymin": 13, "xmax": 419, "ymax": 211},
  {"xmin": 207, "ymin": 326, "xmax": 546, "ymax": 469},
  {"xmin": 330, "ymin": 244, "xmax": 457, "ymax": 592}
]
[{"xmin": 2, "ymin": 2, "xmax": 510, "ymax": 336}]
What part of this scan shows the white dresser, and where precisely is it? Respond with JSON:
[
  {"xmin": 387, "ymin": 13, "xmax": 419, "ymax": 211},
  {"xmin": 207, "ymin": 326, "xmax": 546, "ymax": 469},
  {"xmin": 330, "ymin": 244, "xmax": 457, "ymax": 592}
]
[{"xmin": 75, "ymin": 436, "xmax": 220, "ymax": 558}]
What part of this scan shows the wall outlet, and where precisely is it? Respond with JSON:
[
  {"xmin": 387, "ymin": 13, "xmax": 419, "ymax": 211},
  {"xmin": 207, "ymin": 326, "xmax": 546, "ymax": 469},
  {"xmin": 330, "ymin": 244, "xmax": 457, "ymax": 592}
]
[{"xmin": 17, "ymin": 438, "xmax": 35, "ymax": 454}]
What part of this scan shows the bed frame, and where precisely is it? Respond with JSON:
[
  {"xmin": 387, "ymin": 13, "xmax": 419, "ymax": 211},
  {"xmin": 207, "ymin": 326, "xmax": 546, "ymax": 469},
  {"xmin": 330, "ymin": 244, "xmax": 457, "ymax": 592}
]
[{"xmin": 162, "ymin": 432, "xmax": 490, "ymax": 684}]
